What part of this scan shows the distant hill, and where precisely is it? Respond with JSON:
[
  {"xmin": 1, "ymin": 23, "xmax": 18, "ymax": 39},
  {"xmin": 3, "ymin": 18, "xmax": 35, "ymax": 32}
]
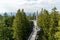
[{"xmin": 0, "ymin": 12, "xmax": 35, "ymax": 16}]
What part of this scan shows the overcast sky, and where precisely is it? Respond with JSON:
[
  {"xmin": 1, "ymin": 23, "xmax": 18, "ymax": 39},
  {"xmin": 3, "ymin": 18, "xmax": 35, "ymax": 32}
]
[{"xmin": 0, "ymin": 0, "xmax": 60, "ymax": 13}]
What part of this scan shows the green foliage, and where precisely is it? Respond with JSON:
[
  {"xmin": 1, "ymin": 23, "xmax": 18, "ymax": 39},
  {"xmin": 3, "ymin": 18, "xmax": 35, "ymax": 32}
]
[
  {"xmin": 38, "ymin": 7, "xmax": 59, "ymax": 40},
  {"xmin": 38, "ymin": 9, "xmax": 50, "ymax": 40},
  {"xmin": 13, "ymin": 9, "xmax": 32, "ymax": 40},
  {"xmin": 0, "ymin": 13, "xmax": 14, "ymax": 40},
  {"xmin": 0, "ymin": 27, "xmax": 13, "ymax": 40},
  {"xmin": 0, "ymin": 7, "xmax": 60, "ymax": 40}
]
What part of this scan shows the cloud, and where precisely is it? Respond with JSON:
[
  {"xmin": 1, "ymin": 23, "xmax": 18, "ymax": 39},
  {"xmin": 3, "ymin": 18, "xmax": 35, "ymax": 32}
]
[{"xmin": 0, "ymin": 0, "xmax": 60, "ymax": 13}]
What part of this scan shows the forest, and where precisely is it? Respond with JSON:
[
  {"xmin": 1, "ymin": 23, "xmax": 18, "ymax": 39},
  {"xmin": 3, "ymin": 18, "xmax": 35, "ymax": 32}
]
[{"xmin": 0, "ymin": 7, "xmax": 60, "ymax": 40}]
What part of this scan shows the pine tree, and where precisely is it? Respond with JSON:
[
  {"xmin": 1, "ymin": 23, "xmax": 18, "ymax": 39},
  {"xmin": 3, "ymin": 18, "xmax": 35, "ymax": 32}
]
[
  {"xmin": 0, "ymin": 13, "xmax": 14, "ymax": 40},
  {"xmin": 13, "ymin": 9, "xmax": 31, "ymax": 40},
  {"xmin": 50, "ymin": 7, "xmax": 59, "ymax": 40},
  {"xmin": 38, "ymin": 9, "xmax": 50, "ymax": 40}
]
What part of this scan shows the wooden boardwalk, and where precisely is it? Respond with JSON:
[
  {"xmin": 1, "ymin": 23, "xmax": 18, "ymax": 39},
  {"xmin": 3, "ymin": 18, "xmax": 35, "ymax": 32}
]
[{"xmin": 28, "ymin": 20, "xmax": 40, "ymax": 40}]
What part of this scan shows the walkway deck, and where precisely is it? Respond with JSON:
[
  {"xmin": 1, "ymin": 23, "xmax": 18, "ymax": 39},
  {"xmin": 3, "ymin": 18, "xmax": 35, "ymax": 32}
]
[{"xmin": 28, "ymin": 20, "xmax": 40, "ymax": 40}]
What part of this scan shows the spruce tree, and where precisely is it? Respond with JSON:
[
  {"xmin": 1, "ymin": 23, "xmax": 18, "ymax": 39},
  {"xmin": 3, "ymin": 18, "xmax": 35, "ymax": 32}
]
[
  {"xmin": 38, "ymin": 9, "xmax": 50, "ymax": 40},
  {"xmin": 50, "ymin": 7, "xmax": 59, "ymax": 40},
  {"xmin": 13, "ymin": 9, "xmax": 31, "ymax": 40}
]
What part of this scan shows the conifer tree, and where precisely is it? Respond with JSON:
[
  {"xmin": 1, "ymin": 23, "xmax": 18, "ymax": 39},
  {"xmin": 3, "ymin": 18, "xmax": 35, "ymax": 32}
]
[
  {"xmin": 38, "ymin": 9, "xmax": 50, "ymax": 40},
  {"xmin": 13, "ymin": 9, "xmax": 31, "ymax": 40},
  {"xmin": 50, "ymin": 7, "xmax": 59, "ymax": 40}
]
